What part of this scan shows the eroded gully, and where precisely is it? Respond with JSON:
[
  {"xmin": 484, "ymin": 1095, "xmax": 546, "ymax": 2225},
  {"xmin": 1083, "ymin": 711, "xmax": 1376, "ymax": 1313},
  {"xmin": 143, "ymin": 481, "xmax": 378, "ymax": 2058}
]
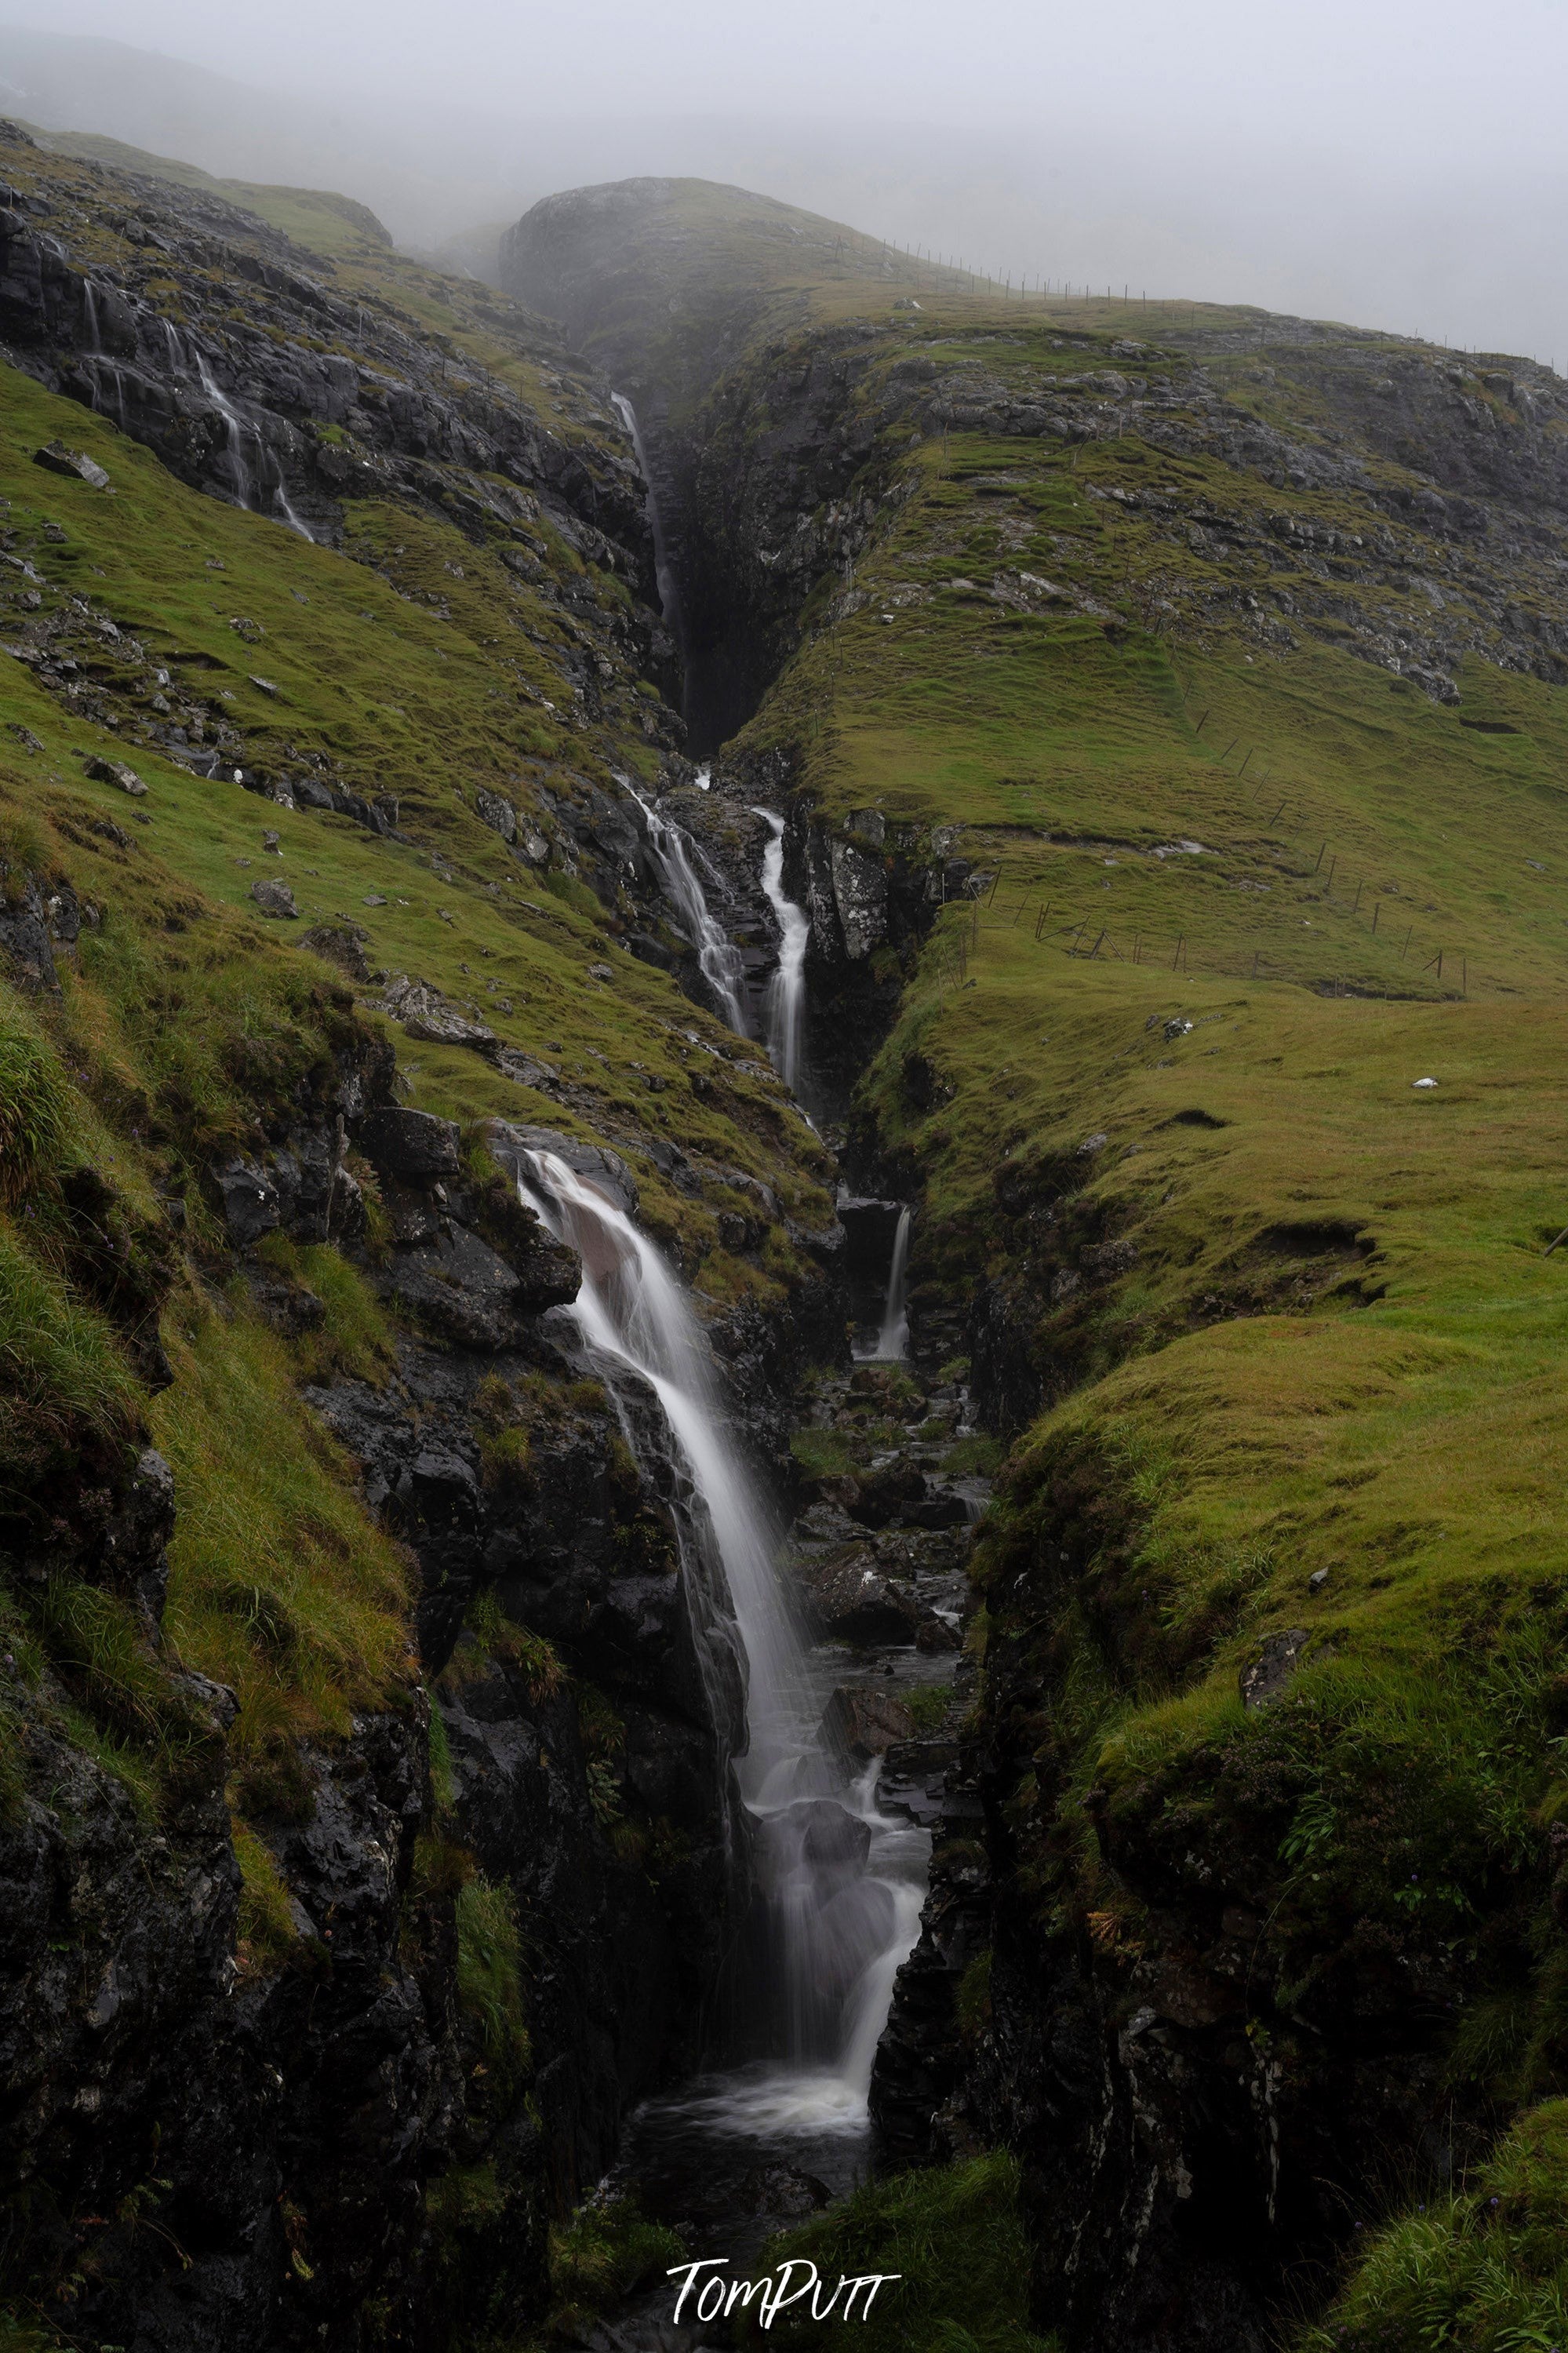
[{"xmin": 541, "ymin": 668, "xmax": 988, "ymax": 2344}]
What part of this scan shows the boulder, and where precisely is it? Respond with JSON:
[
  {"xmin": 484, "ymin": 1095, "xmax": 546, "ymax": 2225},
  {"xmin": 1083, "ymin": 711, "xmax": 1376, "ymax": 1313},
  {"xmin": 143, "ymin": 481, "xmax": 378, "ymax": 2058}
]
[
  {"xmin": 475, "ymin": 787, "xmax": 516, "ymax": 842},
  {"xmin": 496, "ymin": 1047, "xmax": 560, "ymax": 1091},
  {"xmin": 357, "ymin": 1106, "xmax": 461, "ymax": 1181},
  {"xmin": 375, "ymin": 974, "xmax": 497, "ymax": 1056},
  {"xmin": 845, "ymin": 1459, "xmax": 927, "ymax": 1528},
  {"xmin": 34, "ymin": 439, "xmax": 110, "ymax": 489},
  {"xmin": 85, "ymin": 755, "xmax": 146, "ymax": 796},
  {"xmin": 249, "ymin": 877, "xmax": 297, "ymax": 919},
  {"xmin": 820, "ymin": 1685, "xmax": 915, "ymax": 1760},
  {"xmin": 214, "ymin": 1156, "xmax": 282, "ymax": 1246},
  {"xmin": 798, "ymin": 1545, "xmax": 922, "ymax": 1643}
]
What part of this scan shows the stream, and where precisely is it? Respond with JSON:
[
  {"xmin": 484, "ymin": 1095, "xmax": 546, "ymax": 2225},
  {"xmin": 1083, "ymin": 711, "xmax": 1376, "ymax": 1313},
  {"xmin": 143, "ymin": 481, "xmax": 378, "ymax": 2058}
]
[
  {"xmin": 522, "ymin": 776, "xmax": 979, "ymax": 2348},
  {"xmin": 551, "ymin": 417, "xmax": 980, "ymax": 2344}
]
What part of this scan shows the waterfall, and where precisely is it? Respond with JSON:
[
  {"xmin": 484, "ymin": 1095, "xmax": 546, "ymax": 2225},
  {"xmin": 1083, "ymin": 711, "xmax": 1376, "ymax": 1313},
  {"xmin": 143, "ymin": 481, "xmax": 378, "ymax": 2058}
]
[
  {"xmin": 625, "ymin": 781, "xmax": 750, "ymax": 1036},
  {"xmin": 195, "ymin": 354, "xmax": 254, "ymax": 510},
  {"xmin": 610, "ymin": 391, "xmax": 683, "ymax": 641},
  {"xmin": 752, "ymin": 809, "xmax": 810, "ymax": 1093},
  {"xmin": 876, "ymin": 1208, "xmax": 913, "ymax": 1361},
  {"xmin": 193, "ymin": 351, "xmax": 311, "ymax": 539},
  {"xmin": 515, "ymin": 1146, "xmax": 925, "ymax": 2130}
]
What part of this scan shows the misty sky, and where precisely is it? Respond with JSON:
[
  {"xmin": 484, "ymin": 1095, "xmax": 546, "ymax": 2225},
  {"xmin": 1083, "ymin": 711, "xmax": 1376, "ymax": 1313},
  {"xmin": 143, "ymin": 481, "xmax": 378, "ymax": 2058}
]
[{"xmin": 1, "ymin": 0, "xmax": 1563, "ymax": 364}]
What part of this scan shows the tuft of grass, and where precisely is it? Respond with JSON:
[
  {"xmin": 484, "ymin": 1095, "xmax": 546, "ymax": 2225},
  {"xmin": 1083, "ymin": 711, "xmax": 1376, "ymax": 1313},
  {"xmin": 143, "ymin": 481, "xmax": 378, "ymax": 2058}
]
[
  {"xmin": 1299, "ymin": 2100, "xmax": 1568, "ymax": 2352},
  {"xmin": 0, "ymin": 1216, "xmax": 141, "ymax": 1491},
  {"xmin": 905, "ymin": 1684, "xmax": 953, "ymax": 1733},
  {"xmin": 456, "ymin": 1874, "xmax": 530, "ymax": 2082},
  {"xmin": 742, "ymin": 2152, "xmax": 1054, "ymax": 2352},
  {"xmin": 540, "ymin": 2195, "xmax": 686, "ymax": 2344},
  {"xmin": 791, "ymin": 1426, "xmax": 857, "ymax": 1481},
  {"xmin": 152, "ymin": 1298, "xmax": 413, "ymax": 1809},
  {"xmin": 233, "ymin": 1816, "xmax": 299, "ymax": 1972},
  {"xmin": 0, "ymin": 1004, "xmax": 79, "ymax": 1199}
]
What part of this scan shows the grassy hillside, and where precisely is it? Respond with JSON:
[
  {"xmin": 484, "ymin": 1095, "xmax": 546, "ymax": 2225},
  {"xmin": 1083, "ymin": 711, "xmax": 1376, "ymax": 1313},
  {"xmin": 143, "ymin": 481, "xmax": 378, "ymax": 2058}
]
[
  {"xmin": 0, "ymin": 248, "xmax": 831, "ymax": 2022},
  {"xmin": 615, "ymin": 216, "xmax": 1568, "ymax": 2336}
]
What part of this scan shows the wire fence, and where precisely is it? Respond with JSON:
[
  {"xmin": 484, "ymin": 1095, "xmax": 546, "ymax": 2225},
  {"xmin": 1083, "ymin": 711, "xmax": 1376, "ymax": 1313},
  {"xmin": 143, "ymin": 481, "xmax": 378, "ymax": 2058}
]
[{"xmin": 931, "ymin": 863, "xmax": 1466, "ymax": 999}]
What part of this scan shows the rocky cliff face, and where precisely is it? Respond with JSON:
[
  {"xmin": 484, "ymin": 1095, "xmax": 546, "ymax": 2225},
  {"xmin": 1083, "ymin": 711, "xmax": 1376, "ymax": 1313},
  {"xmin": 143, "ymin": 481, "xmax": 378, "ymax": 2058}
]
[{"xmin": 0, "ymin": 140, "xmax": 850, "ymax": 2353}]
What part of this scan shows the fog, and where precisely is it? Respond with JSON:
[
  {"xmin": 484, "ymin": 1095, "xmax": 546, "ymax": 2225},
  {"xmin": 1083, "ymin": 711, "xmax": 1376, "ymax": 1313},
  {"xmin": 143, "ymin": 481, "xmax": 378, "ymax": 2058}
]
[{"xmin": 1, "ymin": 3, "xmax": 1562, "ymax": 365}]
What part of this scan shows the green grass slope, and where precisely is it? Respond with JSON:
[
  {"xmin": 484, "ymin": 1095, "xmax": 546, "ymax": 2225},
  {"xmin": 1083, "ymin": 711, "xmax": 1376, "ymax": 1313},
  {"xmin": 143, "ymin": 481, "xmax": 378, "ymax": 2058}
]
[
  {"xmin": 0, "ymin": 321, "xmax": 833, "ymax": 2023},
  {"xmin": 697, "ymin": 260, "xmax": 1568, "ymax": 2325}
]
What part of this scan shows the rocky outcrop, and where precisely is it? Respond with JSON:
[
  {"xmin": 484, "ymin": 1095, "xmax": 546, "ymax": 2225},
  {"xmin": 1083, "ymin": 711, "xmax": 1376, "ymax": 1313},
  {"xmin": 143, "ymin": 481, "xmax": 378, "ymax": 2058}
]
[{"xmin": 0, "ymin": 123, "xmax": 649, "ymax": 570}]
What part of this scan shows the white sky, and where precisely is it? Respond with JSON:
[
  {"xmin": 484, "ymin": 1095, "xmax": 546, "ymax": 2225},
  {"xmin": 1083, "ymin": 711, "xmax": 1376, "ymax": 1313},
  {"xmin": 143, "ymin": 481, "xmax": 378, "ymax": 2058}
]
[{"xmin": 2, "ymin": 1, "xmax": 1564, "ymax": 362}]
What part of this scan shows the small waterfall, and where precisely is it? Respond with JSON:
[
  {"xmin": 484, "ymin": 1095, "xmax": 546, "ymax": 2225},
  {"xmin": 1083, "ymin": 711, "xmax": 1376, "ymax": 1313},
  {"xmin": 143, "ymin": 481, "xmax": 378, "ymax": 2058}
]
[
  {"xmin": 610, "ymin": 391, "xmax": 683, "ymax": 641},
  {"xmin": 193, "ymin": 350, "xmax": 311, "ymax": 539},
  {"xmin": 82, "ymin": 282, "xmax": 100, "ymax": 353},
  {"xmin": 516, "ymin": 1146, "xmax": 925, "ymax": 2129},
  {"xmin": 876, "ymin": 1208, "xmax": 913, "ymax": 1361},
  {"xmin": 626, "ymin": 781, "xmax": 750, "ymax": 1036},
  {"xmin": 752, "ymin": 809, "xmax": 809, "ymax": 1093},
  {"xmin": 272, "ymin": 480, "xmax": 314, "ymax": 541},
  {"xmin": 195, "ymin": 353, "xmax": 254, "ymax": 509}
]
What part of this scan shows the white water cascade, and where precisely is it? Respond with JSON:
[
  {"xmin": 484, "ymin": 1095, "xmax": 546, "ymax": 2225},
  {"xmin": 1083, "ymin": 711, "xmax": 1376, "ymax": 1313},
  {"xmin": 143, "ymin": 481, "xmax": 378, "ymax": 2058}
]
[
  {"xmin": 876, "ymin": 1207, "xmax": 913, "ymax": 1361},
  {"xmin": 194, "ymin": 352, "xmax": 312, "ymax": 539},
  {"xmin": 516, "ymin": 1146, "xmax": 926, "ymax": 2133},
  {"xmin": 625, "ymin": 781, "xmax": 751, "ymax": 1036},
  {"xmin": 610, "ymin": 392, "xmax": 682, "ymax": 637},
  {"xmin": 752, "ymin": 809, "xmax": 810, "ymax": 1094}
]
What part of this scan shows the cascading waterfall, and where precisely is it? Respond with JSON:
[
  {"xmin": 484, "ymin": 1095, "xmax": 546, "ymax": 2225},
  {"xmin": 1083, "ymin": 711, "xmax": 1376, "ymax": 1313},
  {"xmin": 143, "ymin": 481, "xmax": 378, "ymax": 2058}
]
[
  {"xmin": 752, "ymin": 809, "xmax": 810, "ymax": 1094},
  {"xmin": 195, "ymin": 353, "xmax": 255, "ymax": 508},
  {"xmin": 516, "ymin": 1146, "xmax": 925, "ymax": 2132},
  {"xmin": 610, "ymin": 391, "xmax": 683, "ymax": 642},
  {"xmin": 625, "ymin": 781, "xmax": 751, "ymax": 1036},
  {"xmin": 876, "ymin": 1207, "xmax": 913, "ymax": 1361},
  {"xmin": 193, "ymin": 351, "xmax": 312, "ymax": 539}
]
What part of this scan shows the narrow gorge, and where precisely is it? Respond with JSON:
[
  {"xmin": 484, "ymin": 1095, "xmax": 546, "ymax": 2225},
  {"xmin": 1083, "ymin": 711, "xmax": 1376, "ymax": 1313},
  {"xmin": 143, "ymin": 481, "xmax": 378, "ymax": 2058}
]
[{"xmin": 5, "ymin": 126, "xmax": 1568, "ymax": 2353}]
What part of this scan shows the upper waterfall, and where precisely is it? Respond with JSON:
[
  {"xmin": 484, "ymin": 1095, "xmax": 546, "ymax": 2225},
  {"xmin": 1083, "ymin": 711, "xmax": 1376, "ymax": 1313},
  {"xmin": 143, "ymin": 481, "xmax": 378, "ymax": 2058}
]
[
  {"xmin": 626, "ymin": 781, "xmax": 751, "ymax": 1036},
  {"xmin": 753, "ymin": 809, "xmax": 810, "ymax": 1095}
]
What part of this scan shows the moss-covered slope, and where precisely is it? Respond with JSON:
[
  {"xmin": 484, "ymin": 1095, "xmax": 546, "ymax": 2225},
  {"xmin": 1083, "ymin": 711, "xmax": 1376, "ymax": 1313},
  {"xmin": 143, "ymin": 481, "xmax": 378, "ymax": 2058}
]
[{"xmin": 511, "ymin": 177, "xmax": 1568, "ymax": 2349}]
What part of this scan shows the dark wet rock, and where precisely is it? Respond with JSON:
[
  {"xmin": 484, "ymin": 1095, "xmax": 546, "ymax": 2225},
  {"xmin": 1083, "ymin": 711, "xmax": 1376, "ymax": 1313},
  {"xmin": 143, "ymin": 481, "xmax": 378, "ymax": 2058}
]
[
  {"xmin": 301, "ymin": 920, "xmax": 371, "ymax": 981},
  {"xmin": 249, "ymin": 1266, "xmax": 327, "ymax": 1337},
  {"xmin": 249, "ymin": 874, "xmax": 297, "ymax": 918},
  {"xmin": 0, "ymin": 872, "xmax": 61, "ymax": 989},
  {"xmin": 842, "ymin": 1459, "xmax": 927, "ymax": 1529},
  {"xmin": 358, "ymin": 1105, "xmax": 461, "ymax": 1181},
  {"xmin": 387, "ymin": 1225, "xmax": 529, "ymax": 1351},
  {"xmin": 820, "ymin": 1684, "xmax": 915, "ymax": 1760},
  {"xmin": 796, "ymin": 1545, "xmax": 923, "ymax": 1643},
  {"xmin": 213, "ymin": 1153, "xmax": 281, "ymax": 1245},
  {"xmin": 1239, "ymin": 1626, "xmax": 1310, "ymax": 1709}
]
